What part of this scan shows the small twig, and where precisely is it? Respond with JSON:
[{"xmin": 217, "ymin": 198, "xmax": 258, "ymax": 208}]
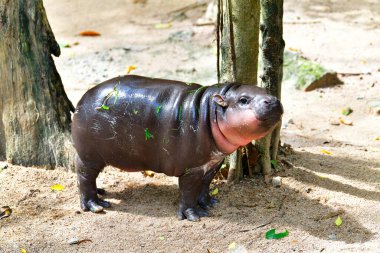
[
  {"xmin": 239, "ymin": 220, "xmax": 273, "ymax": 232},
  {"xmin": 168, "ymin": 2, "xmax": 207, "ymax": 15},
  {"xmin": 284, "ymin": 20, "xmax": 321, "ymax": 25},
  {"xmin": 194, "ymin": 21, "xmax": 215, "ymax": 26},
  {"xmin": 313, "ymin": 209, "xmax": 345, "ymax": 221},
  {"xmin": 338, "ymin": 72, "xmax": 372, "ymax": 76}
]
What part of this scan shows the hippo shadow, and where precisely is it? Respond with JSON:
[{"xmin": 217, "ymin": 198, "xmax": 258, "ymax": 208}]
[
  {"xmin": 100, "ymin": 167, "xmax": 373, "ymax": 244},
  {"xmin": 104, "ymin": 182, "xmax": 179, "ymax": 218}
]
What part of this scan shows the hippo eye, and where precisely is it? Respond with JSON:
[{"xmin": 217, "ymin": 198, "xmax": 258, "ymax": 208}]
[{"xmin": 239, "ymin": 97, "xmax": 249, "ymax": 105}]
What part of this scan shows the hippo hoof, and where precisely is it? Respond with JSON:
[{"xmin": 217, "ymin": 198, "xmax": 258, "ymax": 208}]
[
  {"xmin": 81, "ymin": 198, "xmax": 111, "ymax": 213},
  {"xmin": 178, "ymin": 208, "xmax": 209, "ymax": 222}
]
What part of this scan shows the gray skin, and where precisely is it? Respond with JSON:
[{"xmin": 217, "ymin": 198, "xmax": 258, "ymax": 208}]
[{"xmin": 72, "ymin": 75, "xmax": 283, "ymax": 221}]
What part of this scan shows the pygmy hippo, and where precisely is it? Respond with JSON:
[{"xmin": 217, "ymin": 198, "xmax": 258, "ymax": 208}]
[{"xmin": 72, "ymin": 75, "xmax": 283, "ymax": 221}]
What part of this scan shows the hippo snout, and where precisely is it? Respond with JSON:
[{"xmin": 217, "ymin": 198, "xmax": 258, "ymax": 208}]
[{"xmin": 254, "ymin": 95, "xmax": 283, "ymax": 122}]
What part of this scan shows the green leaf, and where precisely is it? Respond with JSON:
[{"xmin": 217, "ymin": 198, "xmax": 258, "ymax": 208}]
[
  {"xmin": 211, "ymin": 188, "xmax": 219, "ymax": 196},
  {"xmin": 265, "ymin": 229, "xmax": 289, "ymax": 240},
  {"xmin": 341, "ymin": 107, "xmax": 353, "ymax": 116},
  {"xmin": 271, "ymin": 160, "xmax": 278, "ymax": 169},
  {"xmin": 178, "ymin": 106, "xmax": 183, "ymax": 122},
  {"xmin": 101, "ymin": 105, "xmax": 109, "ymax": 110},
  {"xmin": 156, "ymin": 105, "xmax": 162, "ymax": 114},
  {"xmin": 335, "ymin": 216, "xmax": 343, "ymax": 227},
  {"xmin": 144, "ymin": 128, "xmax": 154, "ymax": 140}
]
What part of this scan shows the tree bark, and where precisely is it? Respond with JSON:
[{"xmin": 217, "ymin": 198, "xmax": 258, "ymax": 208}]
[
  {"xmin": 256, "ymin": 0, "xmax": 285, "ymax": 181},
  {"xmin": 0, "ymin": 0, "xmax": 75, "ymax": 169},
  {"xmin": 217, "ymin": 0, "xmax": 261, "ymax": 183}
]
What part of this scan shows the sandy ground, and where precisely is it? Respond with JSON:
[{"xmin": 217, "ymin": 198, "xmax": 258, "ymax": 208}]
[{"xmin": 1, "ymin": 0, "xmax": 380, "ymax": 252}]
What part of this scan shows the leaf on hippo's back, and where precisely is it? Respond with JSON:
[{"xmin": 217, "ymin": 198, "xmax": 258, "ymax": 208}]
[
  {"xmin": 341, "ymin": 107, "xmax": 353, "ymax": 116},
  {"xmin": 211, "ymin": 188, "xmax": 219, "ymax": 196},
  {"xmin": 335, "ymin": 216, "xmax": 343, "ymax": 227},
  {"xmin": 265, "ymin": 229, "xmax": 289, "ymax": 240},
  {"xmin": 156, "ymin": 105, "xmax": 162, "ymax": 114},
  {"xmin": 101, "ymin": 105, "xmax": 110, "ymax": 110},
  {"xmin": 154, "ymin": 23, "xmax": 172, "ymax": 29},
  {"xmin": 228, "ymin": 242, "xmax": 237, "ymax": 250},
  {"xmin": 126, "ymin": 65, "xmax": 137, "ymax": 74},
  {"xmin": 50, "ymin": 184, "xmax": 65, "ymax": 192},
  {"xmin": 320, "ymin": 149, "xmax": 332, "ymax": 155},
  {"xmin": 0, "ymin": 206, "xmax": 12, "ymax": 220},
  {"xmin": 78, "ymin": 30, "xmax": 101, "ymax": 36},
  {"xmin": 144, "ymin": 128, "xmax": 154, "ymax": 140}
]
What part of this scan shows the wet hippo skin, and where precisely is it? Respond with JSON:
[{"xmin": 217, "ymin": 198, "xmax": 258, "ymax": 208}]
[{"xmin": 72, "ymin": 75, "xmax": 283, "ymax": 221}]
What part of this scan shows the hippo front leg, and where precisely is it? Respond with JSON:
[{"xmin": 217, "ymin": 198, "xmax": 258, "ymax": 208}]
[
  {"xmin": 198, "ymin": 161, "xmax": 223, "ymax": 210},
  {"xmin": 178, "ymin": 167, "xmax": 208, "ymax": 222},
  {"xmin": 75, "ymin": 155, "xmax": 110, "ymax": 213}
]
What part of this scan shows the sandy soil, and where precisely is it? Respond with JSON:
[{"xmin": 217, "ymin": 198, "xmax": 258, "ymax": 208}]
[{"xmin": 1, "ymin": 0, "xmax": 380, "ymax": 252}]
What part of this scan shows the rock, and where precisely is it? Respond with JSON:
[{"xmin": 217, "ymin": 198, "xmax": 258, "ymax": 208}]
[
  {"xmin": 0, "ymin": 162, "xmax": 8, "ymax": 171},
  {"xmin": 368, "ymin": 100, "xmax": 380, "ymax": 115},
  {"xmin": 287, "ymin": 118, "xmax": 295, "ymax": 124},
  {"xmin": 272, "ymin": 176, "xmax": 282, "ymax": 188},
  {"xmin": 328, "ymin": 233, "xmax": 337, "ymax": 241},
  {"xmin": 303, "ymin": 72, "xmax": 343, "ymax": 91}
]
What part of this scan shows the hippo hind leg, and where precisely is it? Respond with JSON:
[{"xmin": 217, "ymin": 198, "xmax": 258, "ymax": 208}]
[
  {"xmin": 178, "ymin": 168, "xmax": 209, "ymax": 222},
  {"xmin": 197, "ymin": 162, "xmax": 222, "ymax": 210},
  {"xmin": 75, "ymin": 155, "xmax": 111, "ymax": 213}
]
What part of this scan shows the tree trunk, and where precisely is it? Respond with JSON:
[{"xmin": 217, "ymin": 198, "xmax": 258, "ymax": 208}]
[
  {"xmin": 0, "ymin": 0, "xmax": 75, "ymax": 169},
  {"xmin": 217, "ymin": 0, "xmax": 261, "ymax": 183},
  {"xmin": 256, "ymin": 0, "xmax": 285, "ymax": 182}
]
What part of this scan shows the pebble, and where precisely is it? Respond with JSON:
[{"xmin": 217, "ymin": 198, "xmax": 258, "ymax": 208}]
[
  {"xmin": 328, "ymin": 233, "xmax": 337, "ymax": 241},
  {"xmin": 272, "ymin": 176, "xmax": 282, "ymax": 188}
]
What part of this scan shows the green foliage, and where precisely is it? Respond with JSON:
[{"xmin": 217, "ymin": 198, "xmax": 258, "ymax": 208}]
[{"xmin": 282, "ymin": 51, "xmax": 327, "ymax": 89}]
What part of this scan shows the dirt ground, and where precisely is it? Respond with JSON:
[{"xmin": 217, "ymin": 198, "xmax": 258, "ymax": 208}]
[{"xmin": 1, "ymin": 0, "xmax": 380, "ymax": 252}]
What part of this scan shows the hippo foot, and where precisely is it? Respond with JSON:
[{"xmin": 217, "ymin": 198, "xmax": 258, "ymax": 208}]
[
  {"xmin": 198, "ymin": 195, "xmax": 219, "ymax": 210},
  {"xmin": 178, "ymin": 208, "xmax": 209, "ymax": 222},
  {"xmin": 81, "ymin": 198, "xmax": 111, "ymax": 213}
]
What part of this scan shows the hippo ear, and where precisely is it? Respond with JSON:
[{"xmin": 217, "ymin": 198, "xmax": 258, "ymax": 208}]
[{"xmin": 213, "ymin": 94, "xmax": 228, "ymax": 107}]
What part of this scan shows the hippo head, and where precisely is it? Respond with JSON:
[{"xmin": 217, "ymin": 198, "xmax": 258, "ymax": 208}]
[{"xmin": 211, "ymin": 85, "xmax": 283, "ymax": 154}]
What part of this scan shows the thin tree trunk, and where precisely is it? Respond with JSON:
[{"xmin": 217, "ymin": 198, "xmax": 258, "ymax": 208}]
[
  {"xmin": 256, "ymin": 0, "xmax": 285, "ymax": 182},
  {"xmin": 0, "ymin": 0, "xmax": 75, "ymax": 169},
  {"xmin": 217, "ymin": 0, "xmax": 261, "ymax": 183}
]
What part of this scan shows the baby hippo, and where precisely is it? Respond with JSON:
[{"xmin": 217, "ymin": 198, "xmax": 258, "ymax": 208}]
[{"xmin": 72, "ymin": 75, "xmax": 283, "ymax": 221}]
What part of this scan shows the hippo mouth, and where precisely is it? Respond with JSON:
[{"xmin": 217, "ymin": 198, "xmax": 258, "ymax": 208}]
[{"xmin": 253, "ymin": 97, "xmax": 284, "ymax": 123}]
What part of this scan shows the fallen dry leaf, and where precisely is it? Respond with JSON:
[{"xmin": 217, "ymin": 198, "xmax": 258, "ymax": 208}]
[
  {"xmin": 339, "ymin": 117, "xmax": 353, "ymax": 126},
  {"xmin": 320, "ymin": 149, "xmax": 332, "ymax": 155},
  {"xmin": 142, "ymin": 171, "xmax": 155, "ymax": 177},
  {"xmin": 78, "ymin": 30, "xmax": 101, "ymax": 36},
  {"xmin": 127, "ymin": 65, "xmax": 137, "ymax": 74},
  {"xmin": 50, "ymin": 184, "xmax": 65, "ymax": 192},
  {"xmin": 154, "ymin": 23, "xmax": 172, "ymax": 29}
]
